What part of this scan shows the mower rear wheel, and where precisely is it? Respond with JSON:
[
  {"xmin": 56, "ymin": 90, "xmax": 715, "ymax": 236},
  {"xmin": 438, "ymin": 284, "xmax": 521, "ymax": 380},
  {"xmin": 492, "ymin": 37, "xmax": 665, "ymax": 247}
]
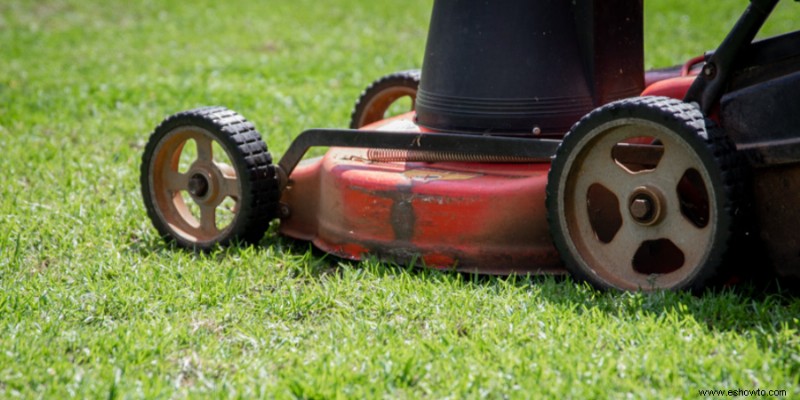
[
  {"xmin": 141, "ymin": 106, "xmax": 280, "ymax": 250},
  {"xmin": 349, "ymin": 69, "xmax": 420, "ymax": 129},
  {"xmin": 546, "ymin": 96, "xmax": 742, "ymax": 291}
]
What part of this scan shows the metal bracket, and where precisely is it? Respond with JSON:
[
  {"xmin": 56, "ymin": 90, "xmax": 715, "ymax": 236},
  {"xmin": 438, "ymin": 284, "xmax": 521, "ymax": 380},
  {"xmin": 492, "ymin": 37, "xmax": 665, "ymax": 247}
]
[
  {"xmin": 683, "ymin": 0, "xmax": 779, "ymax": 114},
  {"xmin": 277, "ymin": 129, "xmax": 561, "ymax": 176}
]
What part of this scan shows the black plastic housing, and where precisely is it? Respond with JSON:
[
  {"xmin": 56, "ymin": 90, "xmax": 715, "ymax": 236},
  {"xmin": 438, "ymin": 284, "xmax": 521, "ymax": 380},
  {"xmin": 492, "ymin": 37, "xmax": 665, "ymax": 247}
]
[{"xmin": 415, "ymin": 0, "xmax": 645, "ymax": 135}]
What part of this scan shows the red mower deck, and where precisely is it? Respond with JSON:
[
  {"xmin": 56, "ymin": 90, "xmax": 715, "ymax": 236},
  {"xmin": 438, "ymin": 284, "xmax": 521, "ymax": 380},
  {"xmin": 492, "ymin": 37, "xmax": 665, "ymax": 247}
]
[{"xmin": 279, "ymin": 115, "xmax": 563, "ymax": 275}]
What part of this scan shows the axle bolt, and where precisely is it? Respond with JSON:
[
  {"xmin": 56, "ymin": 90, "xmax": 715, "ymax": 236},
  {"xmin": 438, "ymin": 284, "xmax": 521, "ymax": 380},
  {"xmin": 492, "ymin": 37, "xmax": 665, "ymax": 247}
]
[{"xmin": 630, "ymin": 197, "xmax": 654, "ymax": 222}]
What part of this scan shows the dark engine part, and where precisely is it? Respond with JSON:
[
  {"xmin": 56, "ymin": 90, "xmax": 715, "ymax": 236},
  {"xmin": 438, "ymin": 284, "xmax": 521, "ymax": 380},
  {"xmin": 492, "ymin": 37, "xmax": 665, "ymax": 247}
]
[
  {"xmin": 415, "ymin": 0, "xmax": 644, "ymax": 135},
  {"xmin": 720, "ymin": 31, "xmax": 800, "ymax": 167}
]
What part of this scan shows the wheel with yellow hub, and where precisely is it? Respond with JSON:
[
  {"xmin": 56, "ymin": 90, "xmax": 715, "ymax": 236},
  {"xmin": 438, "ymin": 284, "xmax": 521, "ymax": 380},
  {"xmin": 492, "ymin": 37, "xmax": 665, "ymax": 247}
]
[
  {"xmin": 140, "ymin": 106, "xmax": 280, "ymax": 249},
  {"xmin": 546, "ymin": 96, "xmax": 744, "ymax": 291}
]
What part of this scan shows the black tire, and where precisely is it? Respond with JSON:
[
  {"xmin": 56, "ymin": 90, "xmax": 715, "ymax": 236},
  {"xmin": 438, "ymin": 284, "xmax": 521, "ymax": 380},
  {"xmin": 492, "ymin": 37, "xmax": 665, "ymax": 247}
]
[
  {"xmin": 140, "ymin": 106, "xmax": 280, "ymax": 250},
  {"xmin": 546, "ymin": 96, "xmax": 745, "ymax": 291},
  {"xmin": 349, "ymin": 69, "xmax": 420, "ymax": 129}
]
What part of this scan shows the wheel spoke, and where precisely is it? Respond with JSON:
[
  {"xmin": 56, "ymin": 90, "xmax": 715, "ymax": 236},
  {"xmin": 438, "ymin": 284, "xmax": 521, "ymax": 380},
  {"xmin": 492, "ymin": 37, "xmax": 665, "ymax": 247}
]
[
  {"xmin": 195, "ymin": 135, "xmax": 214, "ymax": 163},
  {"xmin": 210, "ymin": 162, "xmax": 240, "ymax": 202},
  {"xmin": 199, "ymin": 204, "xmax": 219, "ymax": 234},
  {"xmin": 220, "ymin": 176, "xmax": 240, "ymax": 201},
  {"xmin": 164, "ymin": 169, "xmax": 190, "ymax": 192},
  {"xmin": 599, "ymin": 222, "xmax": 649, "ymax": 274},
  {"xmin": 575, "ymin": 150, "xmax": 633, "ymax": 199},
  {"xmin": 662, "ymin": 195, "xmax": 711, "ymax": 268},
  {"xmin": 656, "ymin": 139, "xmax": 701, "ymax": 184}
]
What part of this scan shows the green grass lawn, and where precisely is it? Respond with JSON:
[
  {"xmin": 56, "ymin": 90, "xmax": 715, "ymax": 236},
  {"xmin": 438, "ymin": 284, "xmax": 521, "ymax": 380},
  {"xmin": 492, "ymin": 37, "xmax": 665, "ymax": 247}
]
[{"xmin": 1, "ymin": 0, "xmax": 799, "ymax": 398}]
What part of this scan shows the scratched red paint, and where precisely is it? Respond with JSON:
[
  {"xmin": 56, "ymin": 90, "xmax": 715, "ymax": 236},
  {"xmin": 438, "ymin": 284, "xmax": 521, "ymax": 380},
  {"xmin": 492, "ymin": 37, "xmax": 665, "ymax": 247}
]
[{"xmin": 279, "ymin": 140, "xmax": 563, "ymax": 274}]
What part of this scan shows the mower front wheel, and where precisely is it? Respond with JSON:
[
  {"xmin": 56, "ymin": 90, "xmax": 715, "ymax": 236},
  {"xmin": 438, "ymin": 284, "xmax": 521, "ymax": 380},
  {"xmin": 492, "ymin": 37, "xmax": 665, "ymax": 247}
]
[
  {"xmin": 546, "ymin": 96, "xmax": 743, "ymax": 291},
  {"xmin": 140, "ymin": 106, "xmax": 280, "ymax": 250}
]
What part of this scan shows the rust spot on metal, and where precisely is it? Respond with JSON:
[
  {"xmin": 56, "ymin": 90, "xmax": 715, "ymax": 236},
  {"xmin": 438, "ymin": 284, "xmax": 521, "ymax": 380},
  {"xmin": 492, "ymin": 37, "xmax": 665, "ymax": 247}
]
[{"xmin": 389, "ymin": 182, "xmax": 416, "ymax": 241}]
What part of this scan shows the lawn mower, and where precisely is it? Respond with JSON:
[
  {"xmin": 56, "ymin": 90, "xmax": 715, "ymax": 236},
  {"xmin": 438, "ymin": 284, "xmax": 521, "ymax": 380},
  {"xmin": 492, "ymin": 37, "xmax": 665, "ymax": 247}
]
[{"xmin": 140, "ymin": 0, "xmax": 800, "ymax": 291}]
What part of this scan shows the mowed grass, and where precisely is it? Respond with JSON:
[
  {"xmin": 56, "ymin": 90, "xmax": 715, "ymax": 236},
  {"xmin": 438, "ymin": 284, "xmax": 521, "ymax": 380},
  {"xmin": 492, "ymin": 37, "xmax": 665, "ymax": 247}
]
[{"xmin": 1, "ymin": 0, "xmax": 799, "ymax": 398}]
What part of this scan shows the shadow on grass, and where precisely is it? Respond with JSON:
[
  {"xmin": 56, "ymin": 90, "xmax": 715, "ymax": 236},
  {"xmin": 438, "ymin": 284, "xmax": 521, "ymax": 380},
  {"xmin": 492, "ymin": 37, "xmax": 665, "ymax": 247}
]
[
  {"xmin": 135, "ymin": 231, "xmax": 800, "ymax": 343},
  {"xmin": 275, "ymin": 236, "xmax": 800, "ymax": 338}
]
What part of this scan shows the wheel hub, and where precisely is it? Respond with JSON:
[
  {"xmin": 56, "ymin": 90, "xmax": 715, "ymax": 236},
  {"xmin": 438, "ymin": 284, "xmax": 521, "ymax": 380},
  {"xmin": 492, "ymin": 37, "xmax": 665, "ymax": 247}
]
[
  {"xmin": 188, "ymin": 173, "xmax": 210, "ymax": 198},
  {"xmin": 185, "ymin": 164, "xmax": 225, "ymax": 206},
  {"xmin": 628, "ymin": 187, "xmax": 663, "ymax": 226}
]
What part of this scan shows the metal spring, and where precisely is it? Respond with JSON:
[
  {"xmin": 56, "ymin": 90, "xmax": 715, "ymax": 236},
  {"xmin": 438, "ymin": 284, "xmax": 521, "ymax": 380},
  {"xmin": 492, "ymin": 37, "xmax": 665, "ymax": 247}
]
[{"xmin": 365, "ymin": 149, "xmax": 539, "ymax": 163}]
